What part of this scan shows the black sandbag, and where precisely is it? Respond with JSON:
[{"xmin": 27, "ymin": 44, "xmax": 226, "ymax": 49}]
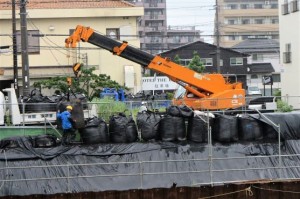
[
  {"xmin": 32, "ymin": 134, "xmax": 58, "ymax": 148},
  {"xmin": 167, "ymin": 105, "xmax": 180, "ymax": 117},
  {"xmin": 158, "ymin": 115, "xmax": 186, "ymax": 141},
  {"xmin": 187, "ymin": 115, "xmax": 212, "ymax": 143},
  {"xmin": 167, "ymin": 105, "xmax": 193, "ymax": 118},
  {"xmin": 136, "ymin": 111, "xmax": 162, "ymax": 141},
  {"xmin": 238, "ymin": 115, "xmax": 263, "ymax": 141},
  {"xmin": 212, "ymin": 114, "xmax": 238, "ymax": 143},
  {"xmin": 80, "ymin": 117, "xmax": 109, "ymax": 144},
  {"xmin": 56, "ymin": 99, "xmax": 85, "ymax": 129},
  {"xmin": 0, "ymin": 137, "xmax": 20, "ymax": 149},
  {"xmin": 109, "ymin": 113, "xmax": 138, "ymax": 143},
  {"xmin": 85, "ymin": 117, "xmax": 102, "ymax": 128}
]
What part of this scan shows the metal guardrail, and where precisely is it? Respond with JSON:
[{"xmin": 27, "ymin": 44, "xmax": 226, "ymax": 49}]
[
  {"xmin": 1, "ymin": 95, "xmax": 298, "ymax": 127},
  {"xmin": 0, "ymin": 97, "xmax": 300, "ymax": 190}
]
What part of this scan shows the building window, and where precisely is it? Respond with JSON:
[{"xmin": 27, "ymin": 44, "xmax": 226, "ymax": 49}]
[
  {"xmin": 200, "ymin": 58, "xmax": 213, "ymax": 66},
  {"xmin": 252, "ymin": 54, "xmax": 264, "ymax": 61},
  {"xmin": 271, "ymin": 3, "xmax": 278, "ymax": 9},
  {"xmin": 179, "ymin": 59, "xmax": 191, "ymax": 66},
  {"xmin": 240, "ymin": 4, "xmax": 249, "ymax": 9},
  {"xmin": 255, "ymin": 19, "xmax": 264, "ymax": 24},
  {"xmin": 254, "ymin": 4, "xmax": 263, "ymax": 9},
  {"xmin": 16, "ymin": 30, "xmax": 40, "ymax": 54},
  {"xmin": 227, "ymin": 4, "xmax": 238, "ymax": 9},
  {"xmin": 271, "ymin": 18, "xmax": 279, "ymax": 24},
  {"xmin": 242, "ymin": 35, "xmax": 249, "ymax": 40},
  {"xmin": 272, "ymin": 74, "xmax": 281, "ymax": 82},
  {"xmin": 242, "ymin": 19, "xmax": 250, "ymax": 24},
  {"xmin": 228, "ymin": 35, "xmax": 237, "ymax": 41},
  {"xmin": 283, "ymin": 43, "xmax": 292, "ymax": 63},
  {"xmin": 230, "ymin": 57, "xmax": 243, "ymax": 66},
  {"xmin": 251, "ymin": 74, "xmax": 258, "ymax": 79},
  {"xmin": 106, "ymin": 28, "xmax": 120, "ymax": 40},
  {"xmin": 228, "ymin": 19, "xmax": 236, "ymax": 25}
]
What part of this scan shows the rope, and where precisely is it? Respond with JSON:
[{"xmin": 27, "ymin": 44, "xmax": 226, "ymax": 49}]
[
  {"xmin": 198, "ymin": 186, "xmax": 253, "ymax": 199},
  {"xmin": 252, "ymin": 185, "xmax": 300, "ymax": 194}
]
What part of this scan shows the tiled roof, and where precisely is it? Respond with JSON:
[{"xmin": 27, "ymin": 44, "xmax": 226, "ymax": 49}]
[
  {"xmin": 0, "ymin": 0, "xmax": 135, "ymax": 10},
  {"xmin": 248, "ymin": 63, "xmax": 275, "ymax": 74},
  {"xmin": 232, "ymin": 38, "xmax": 279, "ymax": 53}
]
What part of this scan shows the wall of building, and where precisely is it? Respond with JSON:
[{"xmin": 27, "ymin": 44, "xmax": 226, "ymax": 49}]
[
  {"xmin": 0, "ymin": 7, "xmax": 144, "ymax": 93},
  {"xmin": 279, "ymin": 0, "xmax": 300, "ymax": 109},
  {"xmin": 218, "ymin": 0, "xmax": 279, "ymax": 47}
]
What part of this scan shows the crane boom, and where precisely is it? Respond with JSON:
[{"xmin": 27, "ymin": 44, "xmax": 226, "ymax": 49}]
[{"xmin": 65, "ymin": 25, "xmax": 246, "ymax": 110}]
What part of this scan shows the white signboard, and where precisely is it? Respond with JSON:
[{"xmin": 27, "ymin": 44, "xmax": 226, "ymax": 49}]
[{"xmin": 142, "ymin": 76, "xmax": 178, "ymax": 91}]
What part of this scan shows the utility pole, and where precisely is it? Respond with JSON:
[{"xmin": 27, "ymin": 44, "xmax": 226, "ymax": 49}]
[
  {"xmin": 20, "ymin": 0, "xmax": 30, "ymax": 96},
  {"xmin": 215, "ymin": 0, "xmax": 221, "ymax": 73},
  {"xmin": 12, "ymin": 0, "xmax": 19, "ymax": 96}
]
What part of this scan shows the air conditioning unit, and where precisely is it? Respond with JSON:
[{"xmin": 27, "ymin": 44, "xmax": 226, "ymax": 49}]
[
  {"xmin": 290, "ymin": 0, "xmax": 299, "ymax": 12},
  {"xmin": 283, "ymin": 52, "xmax": 291, "ymax": 63}
]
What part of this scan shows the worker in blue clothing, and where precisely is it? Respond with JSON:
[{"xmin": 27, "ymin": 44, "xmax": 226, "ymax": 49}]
[{"xmin": 57, "ymin": 105, "xmax": 76, "ymax": 145}]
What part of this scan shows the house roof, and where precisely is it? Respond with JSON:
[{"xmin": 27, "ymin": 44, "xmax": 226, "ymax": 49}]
[
  {"xmin": 0, "ymin": 0, "xmax": 135, "ymax": 10},
  {"xmin": 160, "ymin": 40, "xmax": 249, "ymax": 57},
  {"xmin": 232, "ymin": 38, "xmax": 279, "ymax": 53},
  {"xmin": 248, "ymin": 63, "xmax": 275, "ymax": 74}
]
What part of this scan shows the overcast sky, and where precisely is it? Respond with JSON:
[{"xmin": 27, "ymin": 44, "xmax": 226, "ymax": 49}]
[{"xmin": 166, "ymin": 0, "xmax": 216, "ymax": 43}]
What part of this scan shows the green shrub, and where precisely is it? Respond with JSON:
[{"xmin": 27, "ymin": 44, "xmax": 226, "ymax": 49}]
[
  {"xmin": 92, "ymin": 97, "xmax": 128, "ymax": 121},
  {"xmin": 276, "ymin": 100, "xmax": 293, "ymax": 112}
]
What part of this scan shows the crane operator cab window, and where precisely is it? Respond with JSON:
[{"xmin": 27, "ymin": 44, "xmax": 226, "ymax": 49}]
[{"xmin": 174, "ymin": 86, "xmax": 186, "ymax": 99}]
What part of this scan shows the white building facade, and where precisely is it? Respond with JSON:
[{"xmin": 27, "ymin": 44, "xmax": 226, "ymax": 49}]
[
  {"xmin": 279, "ymin": 0, "xmax": 300, "ymax": 109},
  {"xmin": 0, "ymin": 0, "xmax": 144, "ymax": 94}
]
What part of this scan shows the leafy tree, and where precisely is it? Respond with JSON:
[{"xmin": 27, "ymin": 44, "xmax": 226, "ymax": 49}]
[
  {"xmin": 174, "ymin": 54, "xmax": 181, "ymax": 65},
  {"xmin": 33, "ymin": 66, "xmax": 127, "ymax": 101},
  {"xmin": 188, "ymin": 51, "xmax": 205, "ymax": 73}
]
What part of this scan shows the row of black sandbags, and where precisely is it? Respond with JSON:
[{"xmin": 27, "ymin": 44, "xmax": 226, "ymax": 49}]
[
  {"xmin": 79, "ymin": 113, "xmax": 138, "ymax": 144},
  {"xmin": 79, "ymin": 105, "xmax": 194, "ymax": 144},
  {"xmin": 138, "ymin": 111, "xmax": 278, "ymax": 143},
  {"xmin": 79, "ymin": 104, "xmax": 279, "ymax": 144}
]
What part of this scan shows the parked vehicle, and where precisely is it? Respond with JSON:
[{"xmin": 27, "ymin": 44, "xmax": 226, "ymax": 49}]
[{"xmin": 247, "ymin": 86, "xmax": 262, "ymax": 96}]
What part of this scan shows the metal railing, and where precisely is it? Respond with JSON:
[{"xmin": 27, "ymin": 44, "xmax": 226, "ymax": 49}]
[{"xmin": 0, "ymin": 96, "xmax": 300, "ymax": 191}]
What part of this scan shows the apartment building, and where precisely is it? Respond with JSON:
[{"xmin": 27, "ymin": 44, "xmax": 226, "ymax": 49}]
[
  {"xmin": 125, "ymin": 0, "xmax": 201, "ymax": 54},
  {"xmin": 279, "ymin": 0, "xmax": 300, "ymax": 109},
  {"xmin": 217, "ymin": 0, "xmax": 279, "ymax": 47},
  {"xmin": 0, "ymin": 0, "xmax": 143, "ymax": 94}
]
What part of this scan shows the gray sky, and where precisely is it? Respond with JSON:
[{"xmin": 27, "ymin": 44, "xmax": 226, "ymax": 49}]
[{"xmin": 166, "ymin": 0, "xmax": 215, "ymax": 43}]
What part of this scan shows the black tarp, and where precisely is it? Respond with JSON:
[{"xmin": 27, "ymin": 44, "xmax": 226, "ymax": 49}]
[
  {"xmin": 249, "ymin": 111, "xmax": 300, "ymax": 140},
  {"xmin": 0, "ymin": 112, "xmax": 300, "ymax": 196}
]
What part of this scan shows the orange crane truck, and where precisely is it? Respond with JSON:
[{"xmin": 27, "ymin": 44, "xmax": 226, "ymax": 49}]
[{"xmin": 65, "ymin": 25, "xmax": 245, "ymax": 110}]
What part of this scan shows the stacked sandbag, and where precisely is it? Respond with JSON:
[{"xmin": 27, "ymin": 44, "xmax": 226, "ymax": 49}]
[
  {"xmin": 212, "ymin": 114, "xmax": 238, "ymax": 143},
  {"xmin": 109, "ymin": 113, "xmax": 138, "ymax": 143},
  {"xmin": 158, "ymin": 105, "xmax": 194, "ymax": 142},
  {"xmin": 167, "ymin": 105, "xmax": 194, "ymax": 118},
  {"xmin": 80, "ymin": 117, "xmax": 109, "ymax": 144},
  {"xmin": 238, "ymin": 114, "xmax": 263, "ymax": 141},
  {"xmin": 187, "ymin": 112, "xmax": 214, "ymax": 143},
  {"xmin": 158, "ymin": 115, "xmax": 186, "ymax": 141},
  {"xmin": 136, "ymin": 111, "xmax": 162, "ymax": 141},
  {"xmin": 31, "ymin": 134, "xmax": 58, "ymax": 148}
]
